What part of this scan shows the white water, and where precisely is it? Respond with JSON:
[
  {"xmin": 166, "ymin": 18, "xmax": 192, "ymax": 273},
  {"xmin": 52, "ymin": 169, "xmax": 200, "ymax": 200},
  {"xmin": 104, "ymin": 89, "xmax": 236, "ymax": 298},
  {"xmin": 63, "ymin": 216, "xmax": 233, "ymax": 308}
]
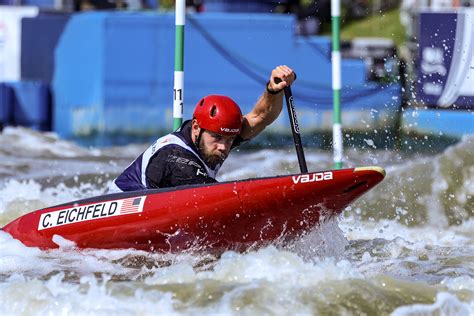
[{"xmin": 0, "ymin": 127, "xmax": 473, "ymax": 315}]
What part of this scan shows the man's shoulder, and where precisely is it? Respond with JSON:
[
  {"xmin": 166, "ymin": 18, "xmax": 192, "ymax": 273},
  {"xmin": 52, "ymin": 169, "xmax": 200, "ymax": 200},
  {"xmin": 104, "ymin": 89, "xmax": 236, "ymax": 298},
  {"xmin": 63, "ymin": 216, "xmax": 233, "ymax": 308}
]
[
  {"xmin": 232, "ymin": 135, "xmax": 250, "ymax": 149},
  {"xmin": 148, "ymin": 130, "xmax": 192, "ymax": 155}
]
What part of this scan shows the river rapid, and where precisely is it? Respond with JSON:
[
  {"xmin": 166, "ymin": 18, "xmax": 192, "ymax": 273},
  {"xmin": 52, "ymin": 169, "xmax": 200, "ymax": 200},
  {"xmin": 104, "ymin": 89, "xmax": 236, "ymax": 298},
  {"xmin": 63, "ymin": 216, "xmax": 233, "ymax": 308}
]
[{"xmin": 0, "ymin": 127, "xmax": 473, "ymax": 315}]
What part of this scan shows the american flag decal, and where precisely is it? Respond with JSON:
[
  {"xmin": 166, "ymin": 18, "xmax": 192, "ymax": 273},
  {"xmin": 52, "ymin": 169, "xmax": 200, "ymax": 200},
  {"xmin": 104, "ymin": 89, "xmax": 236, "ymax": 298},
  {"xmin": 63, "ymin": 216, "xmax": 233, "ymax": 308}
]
[{"xmin": 120, "ymin": 197, "xmax": 145, "ymax": 215}]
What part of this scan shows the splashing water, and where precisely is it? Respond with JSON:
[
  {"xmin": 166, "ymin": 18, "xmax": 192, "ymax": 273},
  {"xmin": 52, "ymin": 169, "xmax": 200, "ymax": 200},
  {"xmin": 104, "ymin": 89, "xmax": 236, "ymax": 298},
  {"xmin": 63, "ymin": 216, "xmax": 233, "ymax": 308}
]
[{"xmin": 0, "ymin": 128, "xmax": 472, "ymax": 315}]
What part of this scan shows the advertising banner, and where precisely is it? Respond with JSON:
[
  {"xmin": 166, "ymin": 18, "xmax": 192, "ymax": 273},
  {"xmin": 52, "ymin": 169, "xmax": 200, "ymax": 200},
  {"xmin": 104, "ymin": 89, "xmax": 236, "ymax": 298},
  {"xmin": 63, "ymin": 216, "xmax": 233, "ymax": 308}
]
[
  {"xmin": 0, "ymin": 6, "xmax": 38, "ymax": 81},
  {"xmin": 417, "ymin": 9, "xmax": 474, "ymax": 109}
]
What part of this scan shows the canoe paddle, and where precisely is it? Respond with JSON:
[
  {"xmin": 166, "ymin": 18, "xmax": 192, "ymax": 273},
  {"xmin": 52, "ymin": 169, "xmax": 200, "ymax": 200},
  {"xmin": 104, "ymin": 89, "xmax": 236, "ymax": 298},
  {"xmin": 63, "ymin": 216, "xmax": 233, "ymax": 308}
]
[{"xmin": 274, "ymin": 77, "xmax": 308, "ymax": 173}]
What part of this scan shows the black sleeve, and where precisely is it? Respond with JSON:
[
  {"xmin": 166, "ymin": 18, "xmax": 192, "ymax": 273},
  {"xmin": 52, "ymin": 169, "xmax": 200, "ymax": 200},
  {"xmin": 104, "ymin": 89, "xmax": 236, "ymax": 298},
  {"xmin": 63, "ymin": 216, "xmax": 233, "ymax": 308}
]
[
  {"xmin": 231, "ymin": 135, "xmax": 250, "ymax": 149},
  {"xmin": 145, "ymin": 145, "xmax": 217, "ymax": 189}
]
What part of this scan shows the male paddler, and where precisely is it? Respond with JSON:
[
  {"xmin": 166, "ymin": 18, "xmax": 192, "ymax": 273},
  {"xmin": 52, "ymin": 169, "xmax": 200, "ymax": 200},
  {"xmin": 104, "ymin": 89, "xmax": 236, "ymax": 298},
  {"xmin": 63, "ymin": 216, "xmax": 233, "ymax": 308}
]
[{"xmin": 108, "ymin": 65, "xmax": 296, "ymax": 193}]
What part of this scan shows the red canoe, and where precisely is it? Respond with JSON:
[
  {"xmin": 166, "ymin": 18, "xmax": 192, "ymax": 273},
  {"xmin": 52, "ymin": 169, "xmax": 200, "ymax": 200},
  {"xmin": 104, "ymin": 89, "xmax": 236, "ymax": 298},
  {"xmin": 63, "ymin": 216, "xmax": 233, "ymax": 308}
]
[{"xmin": 2, "ymin": 166, "xmax": 385, "ymax": 252}]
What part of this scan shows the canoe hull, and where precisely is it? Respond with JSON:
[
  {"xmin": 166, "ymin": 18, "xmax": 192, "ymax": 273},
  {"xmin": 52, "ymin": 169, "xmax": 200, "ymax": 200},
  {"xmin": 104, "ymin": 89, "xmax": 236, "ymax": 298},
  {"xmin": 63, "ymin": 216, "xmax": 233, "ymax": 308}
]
[{"xmin": 2, "ymin": 167, "xmax": 385, "ymax": 252}]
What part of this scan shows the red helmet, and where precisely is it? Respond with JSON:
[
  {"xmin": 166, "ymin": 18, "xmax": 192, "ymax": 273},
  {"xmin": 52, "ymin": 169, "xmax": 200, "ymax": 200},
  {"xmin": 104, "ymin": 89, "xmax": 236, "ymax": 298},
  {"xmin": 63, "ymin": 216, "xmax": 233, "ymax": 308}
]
[{"xmin": 193, "ymin": 95, "xmax": 243, "ymax": 136}]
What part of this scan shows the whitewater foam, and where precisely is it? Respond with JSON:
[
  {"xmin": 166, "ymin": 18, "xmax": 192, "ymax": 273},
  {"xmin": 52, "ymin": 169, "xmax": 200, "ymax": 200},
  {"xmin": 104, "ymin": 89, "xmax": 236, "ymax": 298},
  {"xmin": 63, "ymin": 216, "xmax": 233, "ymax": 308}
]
[
  {"xmin": 0, "ymin": 127, "xmax": 101, "ymax": 158},
  {"xmin": 0, "ymin": 129, "xmax": 472, "ymax": 315},
  {"xmin": 391, "ymin": 292, "xmax": 471, "ymax": 316}
]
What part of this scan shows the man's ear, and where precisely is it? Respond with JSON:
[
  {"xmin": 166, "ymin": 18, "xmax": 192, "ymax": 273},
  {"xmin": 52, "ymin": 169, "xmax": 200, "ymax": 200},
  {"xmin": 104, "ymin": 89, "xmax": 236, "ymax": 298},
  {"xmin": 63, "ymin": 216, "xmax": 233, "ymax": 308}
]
[{"xmin": 191, "ymin": 119, "xmax": 200, "ymax": 141}]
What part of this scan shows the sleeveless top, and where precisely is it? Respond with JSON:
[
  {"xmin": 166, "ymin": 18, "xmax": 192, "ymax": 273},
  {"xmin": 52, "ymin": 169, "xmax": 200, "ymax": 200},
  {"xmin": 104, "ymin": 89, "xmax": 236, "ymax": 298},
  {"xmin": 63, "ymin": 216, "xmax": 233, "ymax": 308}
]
[{"xmin": 109, "ymin": 120, "xmax": 243, "ymax": 192}]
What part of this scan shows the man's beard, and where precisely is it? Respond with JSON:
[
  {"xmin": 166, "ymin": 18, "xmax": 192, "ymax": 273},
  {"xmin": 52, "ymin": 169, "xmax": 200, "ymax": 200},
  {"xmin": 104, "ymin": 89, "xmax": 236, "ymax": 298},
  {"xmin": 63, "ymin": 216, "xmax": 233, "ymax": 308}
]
[{"xmin": 199, "ymin": 142, "xmax": 226, "ymax": 169}]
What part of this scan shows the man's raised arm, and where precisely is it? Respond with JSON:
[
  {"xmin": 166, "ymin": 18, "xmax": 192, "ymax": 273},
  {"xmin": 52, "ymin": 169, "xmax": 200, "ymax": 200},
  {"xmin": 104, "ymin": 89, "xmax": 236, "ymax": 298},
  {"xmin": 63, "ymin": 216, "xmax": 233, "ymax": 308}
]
[{"xmin": 240, "ymin": 65, "xmax": 297, "ymax": 140}]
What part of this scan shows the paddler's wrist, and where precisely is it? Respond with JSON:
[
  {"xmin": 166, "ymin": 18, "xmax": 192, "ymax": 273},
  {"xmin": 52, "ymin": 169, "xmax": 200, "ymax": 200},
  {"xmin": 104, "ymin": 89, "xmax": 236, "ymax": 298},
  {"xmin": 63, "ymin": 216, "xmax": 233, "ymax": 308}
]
[{"xmin": 266, "ymin": 81, "xmax": 283, "ymax": 95}]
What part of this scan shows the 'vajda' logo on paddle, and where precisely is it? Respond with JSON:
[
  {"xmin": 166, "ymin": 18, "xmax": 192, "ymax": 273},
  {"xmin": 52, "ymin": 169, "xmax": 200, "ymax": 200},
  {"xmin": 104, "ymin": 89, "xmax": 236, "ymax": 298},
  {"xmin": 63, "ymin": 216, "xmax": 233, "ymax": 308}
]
[{"xmin": 292, "ymin": 172, "xmax": 333, "ymax": 184}]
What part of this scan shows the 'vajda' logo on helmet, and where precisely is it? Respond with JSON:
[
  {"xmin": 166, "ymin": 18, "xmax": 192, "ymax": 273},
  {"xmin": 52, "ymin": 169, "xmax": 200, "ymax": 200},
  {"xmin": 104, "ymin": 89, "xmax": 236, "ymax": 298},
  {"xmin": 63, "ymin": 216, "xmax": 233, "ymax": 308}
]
[{"xmin": 220, "ymin": 127, "xmax": 240, "ymax": 133}]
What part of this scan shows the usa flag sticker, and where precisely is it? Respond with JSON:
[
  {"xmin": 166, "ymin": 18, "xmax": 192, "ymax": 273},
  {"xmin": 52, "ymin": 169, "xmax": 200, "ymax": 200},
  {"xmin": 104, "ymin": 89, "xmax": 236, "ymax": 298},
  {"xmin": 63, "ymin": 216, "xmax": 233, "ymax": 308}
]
[{"xmin": 119, "ymin": 196, "xmax": 146, "ymax": 215}]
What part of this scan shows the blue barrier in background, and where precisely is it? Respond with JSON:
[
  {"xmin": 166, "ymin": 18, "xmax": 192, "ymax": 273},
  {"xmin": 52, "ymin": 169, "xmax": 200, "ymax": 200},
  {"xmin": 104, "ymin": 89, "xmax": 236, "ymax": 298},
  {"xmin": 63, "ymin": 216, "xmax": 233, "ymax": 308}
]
[
  {"xmin": 2, "ymin": 81, "xmax": 51, "ymax": 130},
  {"xmin": 204, "ymin": 0, "xmax": 279, "ymax": 12},
  {"xmin": 20, "ymin": 0, "xmax": 56, "ymax": 9},
  {"xmin": 21, "ymin": 13, "xmax": 71, "ymax": 83},
  {"xmin": 52, "ymin": 12, "xmax": 401, "ymax": 140},
  {"xmin": 402, "ymin": 109, "xmax": 474, "ymax": 138},
  {"xmin": 0, "ymin": 83, "xmax": 14, "ymax": 126}
]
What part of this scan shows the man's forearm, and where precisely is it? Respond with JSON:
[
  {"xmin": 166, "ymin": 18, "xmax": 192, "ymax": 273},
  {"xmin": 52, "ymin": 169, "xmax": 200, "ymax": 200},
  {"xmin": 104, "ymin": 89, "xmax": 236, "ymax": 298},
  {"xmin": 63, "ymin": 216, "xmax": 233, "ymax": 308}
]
[
  {"xmin": 254, "ymin": 88, "xmax": 284, "ymax": 125},
  {"xmin": 239, "ymin": 65, "xmax": 295, "ymax": 140},
  {"xmin": 239, "ymin": 89, "xmax": 283, "ymax": 140}
]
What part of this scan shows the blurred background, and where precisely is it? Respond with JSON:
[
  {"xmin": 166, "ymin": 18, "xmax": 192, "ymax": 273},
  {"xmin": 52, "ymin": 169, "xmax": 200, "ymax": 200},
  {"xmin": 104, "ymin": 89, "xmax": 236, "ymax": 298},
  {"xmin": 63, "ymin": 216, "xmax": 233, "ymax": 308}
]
[
  {"xmin": 1, "ymin": 2, "xmax": 473, "ymax": 314},
  {"xmin": 0, "ymin": 0, "xmax": 473, "ymax": 149}
]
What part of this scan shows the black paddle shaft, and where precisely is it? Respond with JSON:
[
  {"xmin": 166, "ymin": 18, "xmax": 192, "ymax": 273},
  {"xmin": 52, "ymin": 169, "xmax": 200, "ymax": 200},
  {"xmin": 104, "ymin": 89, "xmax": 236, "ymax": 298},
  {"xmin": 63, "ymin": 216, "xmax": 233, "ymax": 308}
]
[{"xmin": 274, "ymin": 77, "xmax": 308, "ymax": 173}]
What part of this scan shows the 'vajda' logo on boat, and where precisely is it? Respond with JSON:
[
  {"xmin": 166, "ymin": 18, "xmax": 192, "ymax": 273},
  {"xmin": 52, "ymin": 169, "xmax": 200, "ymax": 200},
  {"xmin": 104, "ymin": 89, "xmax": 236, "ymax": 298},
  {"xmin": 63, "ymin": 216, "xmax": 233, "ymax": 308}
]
[{"xmin": 292, "ymin": 172, "xmax": 333, "ymax": 184}]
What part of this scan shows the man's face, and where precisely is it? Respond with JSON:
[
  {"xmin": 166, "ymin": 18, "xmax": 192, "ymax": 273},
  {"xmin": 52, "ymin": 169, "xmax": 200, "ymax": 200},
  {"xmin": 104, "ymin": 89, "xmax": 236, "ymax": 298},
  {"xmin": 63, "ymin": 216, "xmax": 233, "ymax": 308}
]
[
  {"xmin": 192, "ymin": 120, "xmax": 235, "ymax": 168},
  {"xmin": 199, "ymin": 130, "xmax": 235, "ymax": 168}
]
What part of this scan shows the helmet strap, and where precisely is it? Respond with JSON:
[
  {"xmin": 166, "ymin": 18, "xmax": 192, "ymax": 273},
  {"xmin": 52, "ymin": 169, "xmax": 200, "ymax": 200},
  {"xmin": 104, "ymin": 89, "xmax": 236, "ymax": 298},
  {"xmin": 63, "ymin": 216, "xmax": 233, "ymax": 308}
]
[{"xmin": 194, "ymin": 128, "xmax": 204, "ymax": 149}]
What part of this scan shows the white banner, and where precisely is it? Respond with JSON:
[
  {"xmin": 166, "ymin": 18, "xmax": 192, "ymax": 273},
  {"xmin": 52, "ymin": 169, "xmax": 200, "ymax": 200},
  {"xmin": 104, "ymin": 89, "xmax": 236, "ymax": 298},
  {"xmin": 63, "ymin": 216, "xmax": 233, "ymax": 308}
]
[{"xmin": 0, "ymin": 6, "xmax": 39, "ymax": 81}]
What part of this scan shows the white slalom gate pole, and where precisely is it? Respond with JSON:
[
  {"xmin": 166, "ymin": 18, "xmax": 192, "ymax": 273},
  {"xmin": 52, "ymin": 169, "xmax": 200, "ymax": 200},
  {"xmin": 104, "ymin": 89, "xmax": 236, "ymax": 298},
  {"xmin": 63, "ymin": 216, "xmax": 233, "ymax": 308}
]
[
  {"xmin": 173, "ymin": 0, "xmax": 185, "ymax": 130},
  {"xmin": 331, "ymin": 0, "xmax": 343, "ymax": 169}
]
